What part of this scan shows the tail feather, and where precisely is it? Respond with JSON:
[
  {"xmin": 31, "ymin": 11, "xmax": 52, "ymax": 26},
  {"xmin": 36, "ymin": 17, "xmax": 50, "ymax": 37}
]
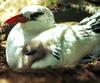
[
  {"xmin": 91, "ymin": 20, "xmax": 100, "ymax": 33},
  {"xmin": 79, "ymin": 11, "xmax": 100, "ymax": 33}
]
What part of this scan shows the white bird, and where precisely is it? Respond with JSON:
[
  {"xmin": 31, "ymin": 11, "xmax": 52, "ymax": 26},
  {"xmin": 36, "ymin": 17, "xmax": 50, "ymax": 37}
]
[
  {"xmin": 6, "ymin": 5, "xmax": 55, "ymax": 68},
  {"xmin": 21, "ymin": 11, "xmax": 100, "ymax": 68},
  {"xmin": 6, "ymin": 5, "xmax": 100, "ymax": 68}
]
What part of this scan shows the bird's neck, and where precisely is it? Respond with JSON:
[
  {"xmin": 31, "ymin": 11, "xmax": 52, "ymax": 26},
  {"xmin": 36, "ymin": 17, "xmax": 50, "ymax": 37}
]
[
  {"xmin": 21, "ymin": 21, "xmax": 52, "ymax": 36},
  {"xmin": 19, "ymin": 20, "xmax": 55, "ymax": 44}
]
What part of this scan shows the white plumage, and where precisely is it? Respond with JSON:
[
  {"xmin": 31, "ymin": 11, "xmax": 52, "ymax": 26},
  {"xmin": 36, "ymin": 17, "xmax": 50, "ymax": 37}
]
[
  {"xmin": 6, "ymin": 5, "xmax": 100, "ymax": 68},
  {"xmin": 29, "ymin": 24, "xmax": 100, "ymax": 68},
  {"xmin": 6, "ymin": 5, "xmax": 55, "ymax": 68}
]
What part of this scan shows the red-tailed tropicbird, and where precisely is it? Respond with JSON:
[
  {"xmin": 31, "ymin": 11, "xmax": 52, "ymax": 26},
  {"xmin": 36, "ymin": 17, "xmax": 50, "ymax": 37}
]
[
  {"xmin": 5, "ymin": 5, "xmax": 100, "ymax": 68},
  {"xmin": 5, "ymin": 5, "xmax": 55, "ymax": 68}
]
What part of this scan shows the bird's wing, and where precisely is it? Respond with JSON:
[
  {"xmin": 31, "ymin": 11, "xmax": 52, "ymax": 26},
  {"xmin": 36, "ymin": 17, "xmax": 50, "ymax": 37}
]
[
  {"xmin": 79, "ymin": 11, "xmax": 100, "ymax": 33},
  {"xmin": 6, "ymin": 24, "xmax": 24, "ymax": 67}
]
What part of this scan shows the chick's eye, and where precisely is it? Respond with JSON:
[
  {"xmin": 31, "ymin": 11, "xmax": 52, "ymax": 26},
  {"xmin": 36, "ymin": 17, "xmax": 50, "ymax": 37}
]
[
  {"xmin": 24, "ymin": 48, "xmax": 38, "ymax": 56},
  {"xmin": 30, "ymin": 12, "xmax": 44, "ymax": 20},
  {"xmin": 22, "ymin": 44, "xmax": 38, "ymax": 56}
]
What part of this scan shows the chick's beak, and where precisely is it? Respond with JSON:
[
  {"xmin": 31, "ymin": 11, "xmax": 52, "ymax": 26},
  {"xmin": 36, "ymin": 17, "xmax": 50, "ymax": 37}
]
[{"xmin": 5, "ymin": 14, "xmax": 29, "ymax": 25}]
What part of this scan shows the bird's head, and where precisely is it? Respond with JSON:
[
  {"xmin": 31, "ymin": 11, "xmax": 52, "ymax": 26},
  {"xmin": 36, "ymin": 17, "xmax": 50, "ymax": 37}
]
[
  {"xmin": 22, "ymin": 39, "xmax": 49, "ymax": 67},
  {"xmin": 5, "ymin": 5, "xmax": 55, "ymax": 28}
]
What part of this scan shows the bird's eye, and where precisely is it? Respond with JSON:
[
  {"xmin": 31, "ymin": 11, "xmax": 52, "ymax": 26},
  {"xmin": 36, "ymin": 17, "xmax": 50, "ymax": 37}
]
[
  {"xmin": 24, "ymin": 48, "xmax": 38, "ymax": 56},
  {"xmin": 30, "ymin": 12, "xmax": 44, "ymax": 20},
  {"xmin": 22, "ymin": 44, "xmax": 38, "ymax": 56}
]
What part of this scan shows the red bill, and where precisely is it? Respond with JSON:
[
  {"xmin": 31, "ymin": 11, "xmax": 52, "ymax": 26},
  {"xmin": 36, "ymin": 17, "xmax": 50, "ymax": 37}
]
[{"xmin": 5, "ymin": 14, "xmax": 29, "ymax": 25}]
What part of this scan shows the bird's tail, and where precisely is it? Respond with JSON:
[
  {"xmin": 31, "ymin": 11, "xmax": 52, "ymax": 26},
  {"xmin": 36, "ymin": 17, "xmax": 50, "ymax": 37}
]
[{"xmin": 79, "ymin": 11, "xmax": 100, "ymax": 33}]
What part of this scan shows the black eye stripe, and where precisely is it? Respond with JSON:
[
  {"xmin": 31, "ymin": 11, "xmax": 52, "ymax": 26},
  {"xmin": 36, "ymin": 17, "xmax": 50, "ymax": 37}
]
[
  {"xmin": 30, "ymin": 12, "xmax": 44, "ymax": 20},
  {"xmin": 25, "ymin": 49, "xmax": 38, "ymax": 55}
]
